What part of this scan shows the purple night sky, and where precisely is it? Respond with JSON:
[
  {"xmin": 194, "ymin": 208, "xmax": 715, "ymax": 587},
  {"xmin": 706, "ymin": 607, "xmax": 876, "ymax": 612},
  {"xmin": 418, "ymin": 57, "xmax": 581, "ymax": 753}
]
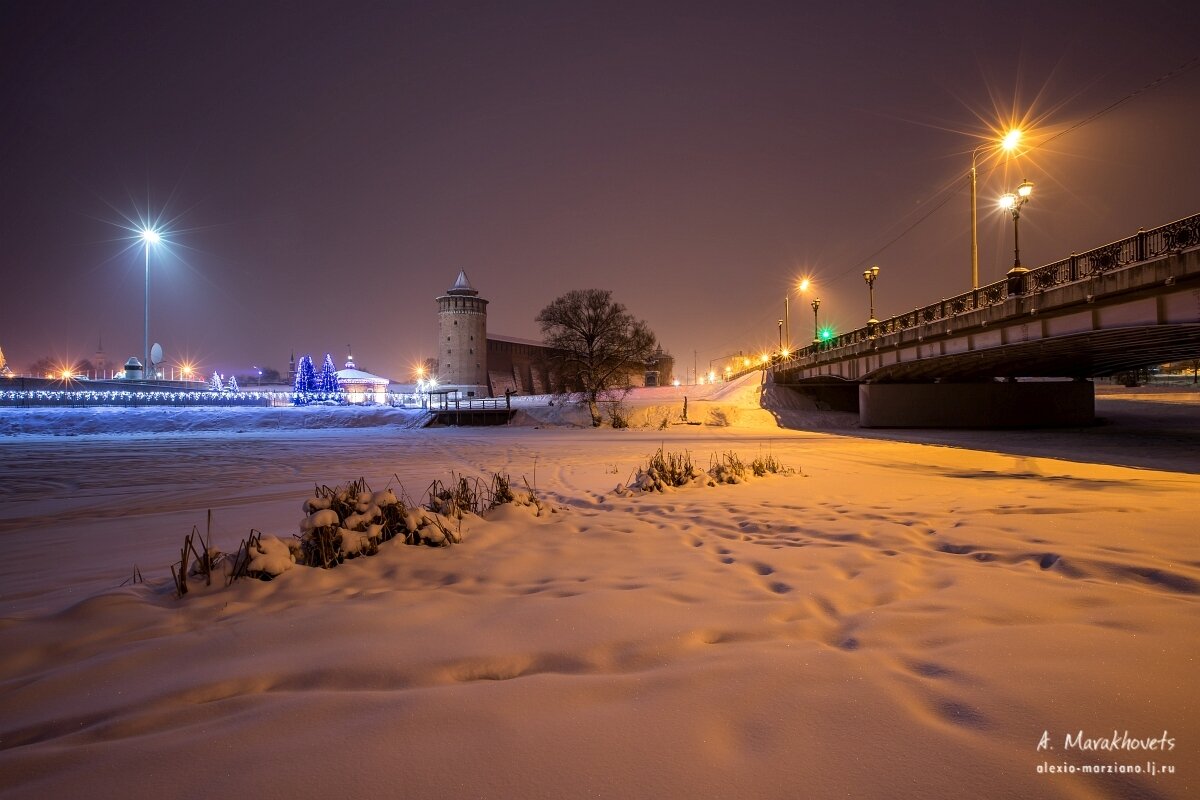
[{"xmin": 2, "ymin": 0, "xmax": 1198, "ymax": 381}]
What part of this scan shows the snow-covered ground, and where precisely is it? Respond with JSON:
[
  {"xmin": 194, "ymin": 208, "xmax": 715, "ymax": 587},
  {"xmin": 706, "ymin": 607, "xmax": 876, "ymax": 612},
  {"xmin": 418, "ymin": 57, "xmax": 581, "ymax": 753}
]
[{"xmin": 1, "ymin": 376, "xmax": 1197, "ymax": 798}]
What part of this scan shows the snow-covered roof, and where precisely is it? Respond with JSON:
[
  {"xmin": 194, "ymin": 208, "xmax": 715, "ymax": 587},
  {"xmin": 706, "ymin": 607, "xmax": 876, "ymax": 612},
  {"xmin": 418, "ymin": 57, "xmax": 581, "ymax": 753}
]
[
  {"xmin": 336, "ymin": 368, "xmax": 390, "ymax": 385},
  {"xmin": 446, "ymin": 269, "xmax": 479, "ymax": 296},
  {"xmin": 488, "ymin": 333, "xmax": 546, "ymax": 348}
]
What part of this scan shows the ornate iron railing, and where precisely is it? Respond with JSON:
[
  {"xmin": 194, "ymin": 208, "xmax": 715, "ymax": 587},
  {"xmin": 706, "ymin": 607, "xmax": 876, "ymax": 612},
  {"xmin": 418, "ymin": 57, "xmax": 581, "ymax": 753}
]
[{"xmin": 783, "ymin": 212, "xmax": 1200, "ymax": 364}]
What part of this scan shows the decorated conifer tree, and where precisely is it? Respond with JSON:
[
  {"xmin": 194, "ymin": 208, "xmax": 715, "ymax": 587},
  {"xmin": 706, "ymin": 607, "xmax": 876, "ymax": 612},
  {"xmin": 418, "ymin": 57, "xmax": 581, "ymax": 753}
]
[
  {"xmin": 294, "ymin": 355, "xmax": 316, "ymax": 396},
  {"xmin": 210, "ymin": 372, "xmax": 223, "ymax": 392},
  {"xmin": 227, "ymin": 375, "xmax": 239, "ymax": 393},
  {"xmin": 319, "ymin": 353, "xmax": 341, "ymax": 395}
]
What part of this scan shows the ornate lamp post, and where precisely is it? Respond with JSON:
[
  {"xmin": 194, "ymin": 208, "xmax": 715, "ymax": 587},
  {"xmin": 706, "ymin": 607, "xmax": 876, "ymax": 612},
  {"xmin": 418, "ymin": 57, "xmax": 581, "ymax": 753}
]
[
  {"xmin": 999, "ymin": 179, "xmax": 1034, "ymax": 295},
  {"xmin": 862, "ymin": 265, "xmax": 880, "ymax": 328},
  {"xmin": 811, "ymin": 297, "xmax": 821, "ymax": 345}
]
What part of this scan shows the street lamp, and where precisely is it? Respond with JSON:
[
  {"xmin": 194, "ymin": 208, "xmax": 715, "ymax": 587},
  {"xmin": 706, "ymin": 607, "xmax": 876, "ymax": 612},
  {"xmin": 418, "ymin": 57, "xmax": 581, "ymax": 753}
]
[
  {"xmin": 140, "ymin": 227, "xmax": 161, "ymax": 380},
  {"xmin": 970, "ymin": 129, "xmax": 1022, "ymax": 288},
  {"xmin": 783, "ymin": 295, "xmax": 790, "ymax": 353},
  {"xmin": 811, "ymin": 297, "xmax": 821, "ymax": 345},
  {"xmin": 999, "ymin": 179, "xmax": 1034, "ymax": 293},
  {"xmin": 777, "ymin": 318, "xmax": 784, "ymax": 354},
  {"xmin": 863, "ymin": 265, "xmax": 880, "ymax": 327}
]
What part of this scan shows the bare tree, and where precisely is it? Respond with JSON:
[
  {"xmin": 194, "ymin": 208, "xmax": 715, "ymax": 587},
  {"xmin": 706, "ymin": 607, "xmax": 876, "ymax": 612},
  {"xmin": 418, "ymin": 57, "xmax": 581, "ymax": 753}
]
[
  {"xmin": 536, "ymin": 289, "xmax": 658, "ymax": 427},
  {"xmin": 28, "ymin": 356, "xmax": 56, "ymax": 377}
]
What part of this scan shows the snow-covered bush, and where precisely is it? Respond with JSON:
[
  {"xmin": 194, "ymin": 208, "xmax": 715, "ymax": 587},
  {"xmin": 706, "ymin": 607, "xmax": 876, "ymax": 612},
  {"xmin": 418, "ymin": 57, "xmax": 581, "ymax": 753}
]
[
  {"xmin": 173, "ymin": 472, "xmax": 539, "ymax": 594},
  {"xmin": 426, "ymin": 473, "xmax": 519, "ymax": 518},
  {"xmin": 291, "ymin": 474, "xmax": 525, "ymax": 569},
  {"xmin": 239, "ymin": 533, "xmax": 298, "ymax": 579},
  {"xmin": 620, "ymin": 448, "xmax": 795, "ymax": 494},
  {"xmin": 750, "ymin": 453, "xmax": 791, "ymax": 477},
  {"xmin": 708, "ymin": 451, "xmax": 748, "ymax": 484},
  {"xmin": 627, "ymin": 448, "xmax": 706, "ymax": 492}
]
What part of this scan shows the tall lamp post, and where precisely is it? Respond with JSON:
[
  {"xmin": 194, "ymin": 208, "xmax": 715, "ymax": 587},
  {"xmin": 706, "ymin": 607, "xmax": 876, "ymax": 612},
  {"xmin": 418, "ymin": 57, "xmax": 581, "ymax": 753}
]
[
  {"xmin": 783, "ymin": 296, "xmax": 790, "ymax": 353},
  {"xmin": 811, "ymin": 297, "xmax": 821, "ymax": 345},
  {"xmin": 777, "ymin": 319, "xmax": 784, "ymax": 355},
  {"xmin": 999, "ymin": 179, "xmax": 1034, "ymax": 295},
  {"xmin": 140, "ymin": 228, "xmax": 161, "ymax": 379},
  {"xmin": 863, "ymin": 265, "xmax": 880, "ymax": 328},
  {"xmin": 970, "ymin": 129, "xmax": 1022, "ymax": 288}
]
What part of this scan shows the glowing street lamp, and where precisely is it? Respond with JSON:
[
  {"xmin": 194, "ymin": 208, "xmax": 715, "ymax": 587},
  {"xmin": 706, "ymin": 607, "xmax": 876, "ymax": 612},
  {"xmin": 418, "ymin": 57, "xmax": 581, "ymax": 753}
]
[
  {"xmin": 863, "ymin": 265, "xmax": 881, "ymax": 327},
  {"xmin": 970, "ymin": 129, "xmax": 1022, "ymax": 288},
  {"xmin": 140, "ymin": 227, "xmax": 161, "ymax": 380},
  {"xmin": 999, "ymin": 179, "xmax": 1034, "ymax": 294},
  {"xmin": 810, "ymin": 297, "xmax": 822, "ymax": 345}
]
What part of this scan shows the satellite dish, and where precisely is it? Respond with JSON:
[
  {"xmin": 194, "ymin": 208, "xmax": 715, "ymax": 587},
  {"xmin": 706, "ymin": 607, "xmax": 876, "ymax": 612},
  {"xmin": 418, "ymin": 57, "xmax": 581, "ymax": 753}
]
[{"xmin": 150, "ymin": 343, "xmax": 163, "ymax": 365}]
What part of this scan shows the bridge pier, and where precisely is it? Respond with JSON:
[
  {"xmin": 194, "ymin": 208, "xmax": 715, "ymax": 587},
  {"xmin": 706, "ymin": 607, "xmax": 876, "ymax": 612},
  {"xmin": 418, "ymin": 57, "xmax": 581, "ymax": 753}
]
[{"xmin": 859, "ymin": 380, "xmax": 1094, "ymax": 428}]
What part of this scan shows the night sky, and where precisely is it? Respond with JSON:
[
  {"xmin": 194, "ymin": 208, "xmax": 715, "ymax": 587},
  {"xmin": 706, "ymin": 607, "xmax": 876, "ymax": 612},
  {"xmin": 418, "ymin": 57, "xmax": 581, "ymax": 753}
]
[{"xmin": 3, "ymin": 0, "xmax": 1198, "ymax": 381}]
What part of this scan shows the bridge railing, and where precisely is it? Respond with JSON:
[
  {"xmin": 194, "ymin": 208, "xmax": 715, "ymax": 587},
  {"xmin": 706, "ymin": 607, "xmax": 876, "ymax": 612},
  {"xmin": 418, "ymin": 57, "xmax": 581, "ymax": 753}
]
[{"xmin": 780, "ymin": 212, "xmax": 1200, "ymax": 368}]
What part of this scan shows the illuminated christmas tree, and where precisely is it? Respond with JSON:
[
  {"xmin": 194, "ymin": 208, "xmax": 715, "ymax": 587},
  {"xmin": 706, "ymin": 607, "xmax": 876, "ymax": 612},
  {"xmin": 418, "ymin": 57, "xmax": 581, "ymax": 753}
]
[
  {"xmin": 318, "ymin": 353, "xmax": 341, "ymax": 395},
  {"xmin": 293, "ymin": 355, "xmax": 317, "ymax": 404}
]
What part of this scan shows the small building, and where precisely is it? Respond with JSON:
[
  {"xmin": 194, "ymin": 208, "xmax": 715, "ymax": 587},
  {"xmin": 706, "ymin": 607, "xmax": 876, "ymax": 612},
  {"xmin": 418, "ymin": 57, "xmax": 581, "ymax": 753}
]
[
  {"xmin": 124, "ymin": 357, "xmax": 144, "ymax": 380},
  {"xmin": 336, "ymin": 355, "xmax": 390, "ymax": 405},
  {"xmin": 644, "ymin": 346, "xmax": 675, "ymax": 387}
]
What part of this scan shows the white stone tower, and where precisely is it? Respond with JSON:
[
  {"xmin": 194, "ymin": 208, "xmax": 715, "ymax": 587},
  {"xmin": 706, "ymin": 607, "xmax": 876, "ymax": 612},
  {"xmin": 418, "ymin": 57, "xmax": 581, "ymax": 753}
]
[{"xmin": 436, "ymin": 270, "xmax": 489, "ymax": 397}]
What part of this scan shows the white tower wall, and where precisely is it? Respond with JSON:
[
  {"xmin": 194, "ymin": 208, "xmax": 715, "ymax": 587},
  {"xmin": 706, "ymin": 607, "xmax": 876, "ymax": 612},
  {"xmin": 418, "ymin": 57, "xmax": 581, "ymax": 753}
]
[{"xmin": 436, "ymin": 270, "xmax": 489, "ymax": 397}]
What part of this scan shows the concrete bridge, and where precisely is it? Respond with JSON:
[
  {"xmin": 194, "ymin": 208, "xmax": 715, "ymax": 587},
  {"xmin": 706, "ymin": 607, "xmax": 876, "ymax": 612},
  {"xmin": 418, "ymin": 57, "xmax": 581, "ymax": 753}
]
[{"xmin": 770, "ymin": 213, "xmax": 1200, "ymax": 427}]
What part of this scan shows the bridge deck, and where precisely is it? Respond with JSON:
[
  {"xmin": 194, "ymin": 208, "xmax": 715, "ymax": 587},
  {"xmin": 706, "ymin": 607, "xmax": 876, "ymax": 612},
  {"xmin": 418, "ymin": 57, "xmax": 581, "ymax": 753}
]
[{"xmin": 773, "ymin": 213, "xmax": 1200, "ymax": 383}]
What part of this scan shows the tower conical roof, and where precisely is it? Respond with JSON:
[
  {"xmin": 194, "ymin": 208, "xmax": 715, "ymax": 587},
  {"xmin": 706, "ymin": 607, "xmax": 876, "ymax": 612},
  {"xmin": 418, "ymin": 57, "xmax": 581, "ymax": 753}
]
[{"xmin": 446, "ymin": 270, "xmax": 479, "ymax": 296}]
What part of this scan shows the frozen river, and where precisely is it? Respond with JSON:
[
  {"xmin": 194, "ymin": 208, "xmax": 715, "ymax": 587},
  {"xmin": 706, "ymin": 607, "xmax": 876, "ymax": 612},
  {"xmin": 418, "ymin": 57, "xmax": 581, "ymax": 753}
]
[{"xmin": 1, "ymin": 382, "xmax": 1197, "ymax": 799}]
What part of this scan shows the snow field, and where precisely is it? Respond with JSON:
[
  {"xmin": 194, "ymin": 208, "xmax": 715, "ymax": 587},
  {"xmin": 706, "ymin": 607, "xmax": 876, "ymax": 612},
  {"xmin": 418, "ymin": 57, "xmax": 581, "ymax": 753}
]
[{"xmin": 0, "ymin": 375, "xmax": 1197, "ymax": 798}]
